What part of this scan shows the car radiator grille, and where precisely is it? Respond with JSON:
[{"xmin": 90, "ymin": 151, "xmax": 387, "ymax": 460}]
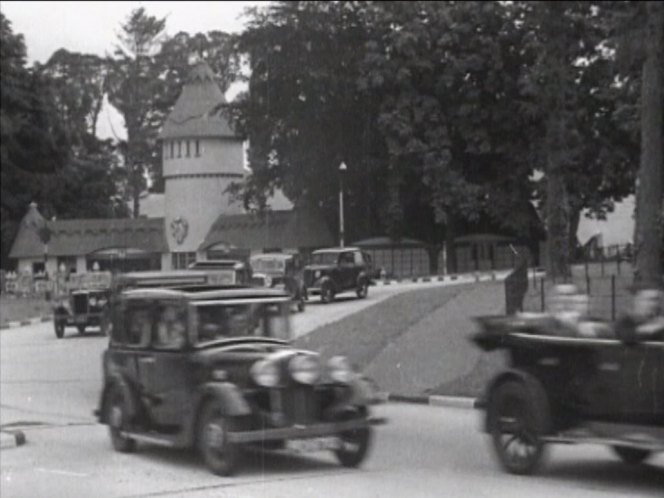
[
  {"xmin": 274, "ymin": 387, "xmax": 320, "ymax": 425},
  {"xmin": 73, "ymin": 295, "xmax": 88, "ymax": 314}
]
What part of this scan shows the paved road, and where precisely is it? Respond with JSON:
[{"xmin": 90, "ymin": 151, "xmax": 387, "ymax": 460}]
[{"xmin": 2, "ymin": 280, "xmax": 662, "ymax": 498}]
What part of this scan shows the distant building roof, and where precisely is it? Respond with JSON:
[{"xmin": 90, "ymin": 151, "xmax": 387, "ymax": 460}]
[
  {"xmin": 200, "ymin": 209, "xmax": 335, "ymax": 251},
  {"xmin": 159, "ymin": 61, "xmax": 238, "ymax": 140},
  {"xmin": 10, "ymin": 207, "xmax": 168, "ymax": 259}
]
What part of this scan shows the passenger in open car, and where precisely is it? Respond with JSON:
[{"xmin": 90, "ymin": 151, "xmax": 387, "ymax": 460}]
[{"xmin": 615, "ymin": 287, "xmax": 664, "ymax": 343}]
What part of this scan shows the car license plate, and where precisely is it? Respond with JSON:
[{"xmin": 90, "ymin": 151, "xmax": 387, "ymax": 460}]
[{"xmin": 287, "ymin": 436, "xmax": 340, "ymax": 453}]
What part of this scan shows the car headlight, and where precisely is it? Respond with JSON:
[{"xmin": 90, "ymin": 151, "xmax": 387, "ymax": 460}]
[
  {"xmin": 328, "ymin": 356, "xmax": 354, "ymax": 383},
  {"xmin": 210, "ymin": 369, "xmax": 228, "ymax": 381},
  {"xmin": 264, "ymin": 275, "xmax": 273, "ymax": 287},
  {"xmin": 289, "ymin": 354, "xmax": 321, "ymax": 385},
  {"xmin": 250, "ymin": 360, "xmax": 280, "ymax": 387},
  {"xmin": 314, "ymin": 270, "xmax": 321, "ymax": 279}
]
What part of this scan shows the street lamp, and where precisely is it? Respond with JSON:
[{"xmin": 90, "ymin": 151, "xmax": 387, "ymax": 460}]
[{"xmin": 339, "ymin": 161, "xmax": 347, "ymax": 248}]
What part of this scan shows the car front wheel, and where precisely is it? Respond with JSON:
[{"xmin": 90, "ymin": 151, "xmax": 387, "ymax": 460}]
[
  {"xmin": 54, "ymin": 320, "xmax": 65, "ymax": 339},
  {"xmin": 612, "ymin": 446, "xmax": 651, "ymax": 465},
  {"xmin": 321, "ymin": 283, "xmax": 335, "ymax": 304},
  {"xmin": 488, "ymin": 380, "xmax": 548, "ymax": 475},
  {"xmin": 77, "ymin": 325, "xmax": 86, "ymax": 335},
  {"xmin": 106, "ymin": 386, "xmax": 137, "ymax": 453},
  {"xmin": 333, "ymin": 412, "xmax": 372, "ymax": 468},
  {"xmin": 198, "ymin": 402, "xmax": 239, "ymax": 476},
  {"xmin": 356, "ymin": 280, "xmax": 369, "ymax": 299}
]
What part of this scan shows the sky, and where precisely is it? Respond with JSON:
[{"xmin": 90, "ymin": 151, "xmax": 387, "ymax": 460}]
[
  {"xmin": 1, "ymin": 1, "xmax": 265, "ymax": 63},
  {"xmin": 2, "ymin": 1, "xmax": 265, "ymax": 140}
]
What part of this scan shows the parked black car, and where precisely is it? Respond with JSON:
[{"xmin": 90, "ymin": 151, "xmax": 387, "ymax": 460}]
[
  {"xmin": 95, "ymin": 283, "xmax": 384, "ymax": 476},
  {"xmin": 53, "ymin": 289, "xmax": 110, "ymax": 338},
  {"xmin": 303, "ymin": 248, "xmax": 371, "ymax": 303},
  {"xmin": 250, "ymin": 253, "xmax": 306, "ymax": 312},
  {"xmin": 472, "ymin": 314, "xmax": 663, "ymax": 475}
]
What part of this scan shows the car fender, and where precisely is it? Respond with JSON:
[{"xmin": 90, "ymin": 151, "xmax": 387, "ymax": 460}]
[
  {"xmin": 483, "ymin": 369, "xmax": 551, "ymax": 434},
  {"xmin": 356, "ymin": 271, "xmax": 369, "ymax": 286},
  {"xmin": 98, "ymin": 375, "xmax": 139, "ymax": 424}
]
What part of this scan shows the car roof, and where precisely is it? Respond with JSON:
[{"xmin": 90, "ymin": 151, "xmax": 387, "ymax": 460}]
[
  {"xmin": 122, "ymin": 285, "xmax": 290, "ymax": 301},
  {"xmin": 250, "ymin": 253, "xmax": 293, "ymax": 261},
  {"xmin": 312, "ymin": 247, "xmax": 360, "ymax": 254}
]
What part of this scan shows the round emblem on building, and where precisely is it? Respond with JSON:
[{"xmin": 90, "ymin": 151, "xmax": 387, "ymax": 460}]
[{"xmin": 170, "ymin": 216, "xmax": 189, "ymax": 245}]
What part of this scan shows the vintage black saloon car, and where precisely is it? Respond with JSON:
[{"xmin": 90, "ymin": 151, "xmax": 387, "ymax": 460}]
[
  {"xmin": 53, "ymin": 288, "xmax": 110, "ymax": 338},
  {"xmin": 303, "ymin": 248, "xmax": 371, "ymax": 303},
  {"xmin": 96, "ymin": 284, "xmax": 383, "ymax": 476},
  {"xmin": 250, "ymin": 253, "xmax": 306, "ymax": 312},
  {"xmin": 472, "ymin": 314, "xmax": 663, "ymax": 475}
]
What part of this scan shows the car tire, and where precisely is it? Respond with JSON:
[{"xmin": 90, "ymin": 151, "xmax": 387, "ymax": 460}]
[
  {"xmin": 54, "ymin": 320, "xmax": 65, "ymax": 339},
  {"xmin": 612, "ymin": 446, "xmax": 651, "ymax": 465},
  {"xmin": 356, "ymin": 280, "xmax": 369, "ymax": 299},
  {"xmin": 106, "ymin": 386, "xmax": 137, "ymax": 453},
  {"xmin": 321, "ymin": 283, "xmax": 335, "ymax": 304},
  {"xmin": 333, "ymin": 411, "xmax": 372, "ymax": 468},
  {"xmin": 198, "ymin": 401, "xmax": 240, "ymax": 476},
  {"xmin": 77, "ymin": 325, "xmax": 86, "ymax": 335},
  {"xmin": 488, "ymin": 380, "xmax": 549, "ymax": 475}
]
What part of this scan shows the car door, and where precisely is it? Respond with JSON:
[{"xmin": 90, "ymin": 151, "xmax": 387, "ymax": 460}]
[
  {"xmin": 338, "ymin": 251, "xmax": 356, "ymax": 290},
  {"xmin": 618, "ymin": 341, "xmax": 664, "ymax": 423},
  {"xmin": 136, "ymin": 301, "xmax": 192, "ymax": 427}
]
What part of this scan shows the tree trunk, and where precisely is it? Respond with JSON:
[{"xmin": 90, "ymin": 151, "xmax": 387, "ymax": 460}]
[
  {"xmin": 426, "ymin": 244, "xmax": 441, "ymax": 274},
  {"xmin": 445, "ymin": 215, "xmax": 457, "ymax": 274},
  {"xmin": 568, "ymin": 205, "xmax": 581, "ymax": 263},
  {"xmin": 634, "ymin": 2, "xmax": 664, "ymax": 287}
]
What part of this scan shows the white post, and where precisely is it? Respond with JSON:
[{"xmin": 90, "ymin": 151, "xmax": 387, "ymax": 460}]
[{"xmin": 339, "ymin": 162, "xmax": 347, "ymax": 247}]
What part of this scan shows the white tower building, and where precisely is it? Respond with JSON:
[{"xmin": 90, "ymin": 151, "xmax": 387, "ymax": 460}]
[{"xmin": 159, "ymin": 62, "xmax": 245, "ymax": 268}]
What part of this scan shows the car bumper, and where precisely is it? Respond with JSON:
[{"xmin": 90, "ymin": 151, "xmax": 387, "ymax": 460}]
[{"xmin": 226, "ymin": 416, "xmax": 386, "ymax": 444}]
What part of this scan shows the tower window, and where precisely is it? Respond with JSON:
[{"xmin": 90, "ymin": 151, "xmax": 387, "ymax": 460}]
[
  {"xmin": 170, "ymin": 141, "xmax": 174, "ymax": 158},
  {"xmin": 185, "ymin": 140, "xmax": 190, "ymax": 157},
  {"xmin": 163, "ymin": 142, "xmax": 169, "ymax": 159},
  {"xmin": 177, "ymin": 141, "xmax": 182, "ymax": 158},
  {"xmin": 195, "ymin": 140, "xmax": 201, "ymax": 157}
]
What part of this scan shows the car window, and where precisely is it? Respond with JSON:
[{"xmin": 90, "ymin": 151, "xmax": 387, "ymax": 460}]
[
  {"xmin": 311, "ymin": 253, "xmax": 338, "ymax": 265},
  {"xmin": 339, "ymin": 252, "xmax": 355, "ymax": 266},
  {"xmin": 194, "ymin": 302, "xmax": 290, "ymax": 344},
  {"xmin": 353, "ymin": 251, "xmax": 364, "ymax": 265},
  {"xmin": 153, "ymin": 305, "xmax": 187, "ymax": 350},
  {"xmin": 125, "ymin": 306, "xmax": 153, "ymax": 347}
]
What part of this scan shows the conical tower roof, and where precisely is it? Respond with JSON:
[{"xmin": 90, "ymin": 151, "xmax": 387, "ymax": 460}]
[{"xmin": 159, "ymin": 61, "xmax": 236, "ymax": 139}]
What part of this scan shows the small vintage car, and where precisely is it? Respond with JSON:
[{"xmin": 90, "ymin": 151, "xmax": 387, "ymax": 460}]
[
  {"xmin": 472, "ymin": 314, "xmax": 664, "ymax": 475},
  {"xmin": 53, "ymin": 288, "xmax": 110, "ymax": 338},
  {"xmin": 95, "ymin": 284, "xmax": 383, "ymax": 476},
  {"xmin": 250, "ymin": 253, "xmax": 306, "ymax": 312},
  {"xmin": 303, "ymin": 248, "xmax": 371, "ymax": 303}
]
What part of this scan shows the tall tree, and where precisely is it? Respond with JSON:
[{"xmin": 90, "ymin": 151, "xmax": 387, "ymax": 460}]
[
  {"xmin": 106, "ymin": 8, "xmax": 167, "ymax": 217},
  {"xmin": 634, "ymin": 2, "xmax": 663, "ymax": 285}
]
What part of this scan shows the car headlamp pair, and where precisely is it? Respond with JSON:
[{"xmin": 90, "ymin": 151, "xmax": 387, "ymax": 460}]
[{"xmin": 250, "ymin": 354, "xmax": 354, "ymax": 387}]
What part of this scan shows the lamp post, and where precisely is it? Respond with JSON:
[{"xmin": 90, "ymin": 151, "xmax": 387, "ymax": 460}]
[{"xmin": 339, "ymin": 162, "xmax": 347, "ymax": 247}]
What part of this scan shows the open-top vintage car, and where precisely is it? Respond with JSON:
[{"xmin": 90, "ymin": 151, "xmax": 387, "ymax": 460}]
[
  {"xmin": 250, "ymin": 253, "xmax": 306, "ymax": 312},
  {"xmin": 95, "ymin": 283, "xmax": 384, "ymax": 476},
  {"xmin": 303, "ymin": 248, "xmax": 371, "ymax": 303},
  {"xmin": 53, "ymin": 288, "xmax": 110, "ymax": 338},
  {"xmin": 472, "ymin": 313, "xmax": 663, "ymax": 475}
]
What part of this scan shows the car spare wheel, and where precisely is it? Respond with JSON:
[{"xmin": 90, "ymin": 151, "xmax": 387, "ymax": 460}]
[
  {"xmin": 198, "ymin": 401, "xmax": 240, "ymax": 476},
  {"xmin": 488, "ymin": 380, "xmax": 549, "ymax": 475}
]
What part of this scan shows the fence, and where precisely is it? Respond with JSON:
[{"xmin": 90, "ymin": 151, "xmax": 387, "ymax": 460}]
[{"xmin": 522, "ymin": 262, "xmax": 638, "ymax": 321}]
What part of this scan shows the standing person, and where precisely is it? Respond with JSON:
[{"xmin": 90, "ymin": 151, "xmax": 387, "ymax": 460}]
[{"xmin": 615, "ymin": 287, "xmax": 664, "ymax": 343}]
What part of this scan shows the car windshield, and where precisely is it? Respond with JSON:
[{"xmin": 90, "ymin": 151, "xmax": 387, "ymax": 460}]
[
  {"xmin": 251, "ymin": 258, "xmax": 286, "ymax": 273},
  {"xmin": 193, "ymin": 301, "xmax": 290, "ymax": 344},
  {"xmin": 311, "ymin": 253, "xmax": 339, "ymax": 265}
]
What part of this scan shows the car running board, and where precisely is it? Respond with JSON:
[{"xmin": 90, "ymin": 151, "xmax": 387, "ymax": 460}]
[
  {"xmin": 543, "ymin": 434, "xmax": 664, "ymax": 452},
  {"xmin": 121, "ymin": 431, "xmax": 180, "ymax": 448}
]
